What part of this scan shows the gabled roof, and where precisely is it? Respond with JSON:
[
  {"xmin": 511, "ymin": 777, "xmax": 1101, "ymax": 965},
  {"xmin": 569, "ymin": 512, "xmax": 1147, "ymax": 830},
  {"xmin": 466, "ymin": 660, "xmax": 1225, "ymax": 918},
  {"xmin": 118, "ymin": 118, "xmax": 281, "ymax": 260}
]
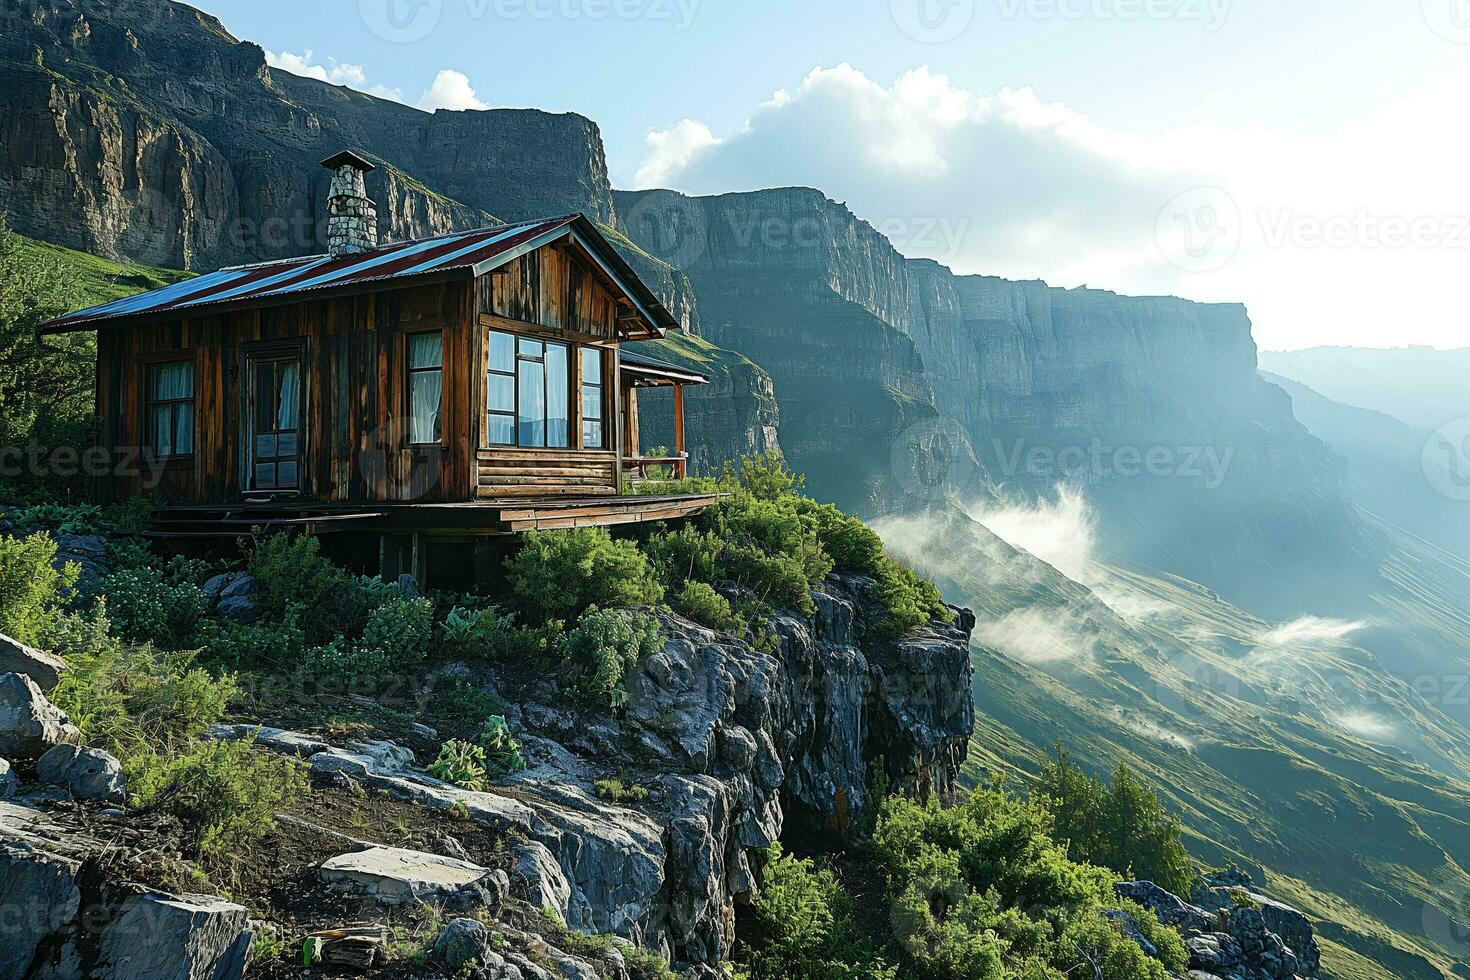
[
  {"xmin": 39, "ymin": 213, "xmax": 677, "ymax": 338},
  {"xmin": 620, "ymin": 349, "xmax": 711, "ymax": 387}
]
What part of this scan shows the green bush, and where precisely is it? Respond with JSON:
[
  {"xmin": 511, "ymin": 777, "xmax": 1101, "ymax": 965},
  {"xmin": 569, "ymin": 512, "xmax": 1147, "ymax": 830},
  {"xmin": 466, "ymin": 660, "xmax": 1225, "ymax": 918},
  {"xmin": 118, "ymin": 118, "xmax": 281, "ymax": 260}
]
[
  {"xmin": 49, "ymin": 615, "xmax": 238, "ymax": 761},
  {"xmin": 0, "ymin": 532, "xmax": 76, "ymax": 644},
  {"xmin": 441, "ymin": 604, "xmax": 562, "ymax": 666},
  {"xmin": 94, "ymin": 558, "xmax": 210, "ymax": 648},
  {"xmin": 675, "ymin": 581, "xmax": 740, "ymax": 632},
  {"xmin": 740, "ymin": 845, "xmax": 896, "ymax": 980},
  {"xmin": 428, "ymin": 739, "xmax": 489, "ymax": 791},
  {"xmin": 505, "ymin": 528, "xmax": 664, "ymax": 624},
  {"xmin": 131, "ymin": 738, "xmax": 308, "ymax": 865},
  {"xmin": 477, "ymin": 715, "xmax": 526, "ymax": 777},
  {"xmin": 1036, "ymin": 747, "xmax": 1197, "ymax": 896},
  {"xmin": 871, "ymin": 782, "xmax": 1187, "ymax": 980},
  {"xmin": 303, "ymin": 595, "xmax": 433, "ymax": 679},
  {"xmin": 557, "ymin": 609, "xmax": 663, "ymax": 709},
  {"xmin": 594, "ymin": 778, "xmax": 650, "ymax": 805}
]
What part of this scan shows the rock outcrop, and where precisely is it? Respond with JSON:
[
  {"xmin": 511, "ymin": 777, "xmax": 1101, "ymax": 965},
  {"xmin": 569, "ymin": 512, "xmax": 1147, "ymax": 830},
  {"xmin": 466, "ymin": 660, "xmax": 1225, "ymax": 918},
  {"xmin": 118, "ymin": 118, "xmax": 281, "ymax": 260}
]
[
  {"xmin": 222, "ymin": 575, "xmax": 974, "ymax": 974},
  {"xmin": 0, "ymin": 803, "xmax": 253, "ymax": 979},
  {"xmin": 1118, "ymin": 869, "xmax": 1323, "ymax": 980}
]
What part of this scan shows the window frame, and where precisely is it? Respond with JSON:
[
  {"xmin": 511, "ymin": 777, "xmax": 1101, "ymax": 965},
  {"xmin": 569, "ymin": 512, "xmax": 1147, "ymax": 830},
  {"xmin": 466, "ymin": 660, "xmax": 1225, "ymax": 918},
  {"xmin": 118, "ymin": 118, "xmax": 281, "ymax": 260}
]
[
  {"xmin": 406, "ymin": 329, "xmax": 445, "ymax": 446},
  {"xmin": 484, "ymin": 329, "xmax": 577, "ymax": 450},
  {"xmin": 141, "ymin": 354, "xmax": 197, "ymax": 462},
  {"xmin": 241, "ymin": 338, "xmax": 307, "ymax": 496},
  {"xmin": 581, "ymin": 347, "xmax": 606, "ymax": 450}
]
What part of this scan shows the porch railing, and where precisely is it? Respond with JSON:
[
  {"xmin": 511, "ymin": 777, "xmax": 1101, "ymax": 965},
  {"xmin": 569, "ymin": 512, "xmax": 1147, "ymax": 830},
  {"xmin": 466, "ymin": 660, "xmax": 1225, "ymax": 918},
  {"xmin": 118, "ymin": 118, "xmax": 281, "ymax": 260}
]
[{"xmin": 623, "ymin": 454, "xmax": 689, "ymax": 482}]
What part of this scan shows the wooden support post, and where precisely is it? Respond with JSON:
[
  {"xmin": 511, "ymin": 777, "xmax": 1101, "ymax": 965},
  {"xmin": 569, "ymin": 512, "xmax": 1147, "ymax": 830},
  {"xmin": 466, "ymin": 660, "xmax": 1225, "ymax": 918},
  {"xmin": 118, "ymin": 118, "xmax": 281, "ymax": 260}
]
[
  {"xmin": 410, "ymin": 532, "xmax": 428, "ymax": 587},
  {"xmin": 673, "ymin": 384, "xmax": 687, "ymax": 479}
]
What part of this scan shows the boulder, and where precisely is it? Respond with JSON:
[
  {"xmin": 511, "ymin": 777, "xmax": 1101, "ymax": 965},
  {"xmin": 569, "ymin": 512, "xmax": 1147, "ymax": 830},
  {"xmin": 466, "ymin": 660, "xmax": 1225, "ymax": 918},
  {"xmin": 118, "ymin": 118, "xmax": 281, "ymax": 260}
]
[
  {"xmin": 0, "ymin": 672, "xmax": 80, "ymax": 759},
  {"xmin": 432, "ymin": 917, "xmax": 492, "ymax": 972},
  {"xmin": 204, "ymin": 572, "xmax": 259, "ymax": 623},
  {"xmin": 1187, "ymin": 932, "xmax": 1244, "ymax": 972},
  {"xmin": 55, "ymin": 533, "xmax": 108, "ymax": 587},
  {"xmin": 510, "ymin": 840, "xmax": 572, "ymax": 916},
  {"xmin": 36, "ymin": 743, "xmax": 126, "ymax": 802},
  {"xmin": 0, "ymin": 634, "xmax": 67, "ymax": 692},
  {"xmin": 319, "ymin": 846, "xmax": 498, "ymax": 908},
  {"xmin": 95, "ymin": 889, "xmax": 252, "ymax": 980},
  {"xmin": 0, "ymin": 758, "xmax": 14, "ymax": 799},
  {"xmin": 1116, "ymin": 880, "xmax": 1218, "ymax": 934},
  {"xmin": 209, "ymin": 723, "xmax": 332, "ymax": 758},
  {"xmin": 0, "ymin": 841, "xmax": 82, "ymax": 977}
]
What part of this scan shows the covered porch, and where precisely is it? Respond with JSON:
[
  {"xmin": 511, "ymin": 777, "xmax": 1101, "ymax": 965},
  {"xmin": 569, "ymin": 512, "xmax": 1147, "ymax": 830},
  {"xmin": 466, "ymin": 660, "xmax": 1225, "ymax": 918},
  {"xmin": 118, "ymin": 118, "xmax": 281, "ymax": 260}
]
[{"xmin": 618, "ymin": 350, "xmax": 710, "ymax": 482}]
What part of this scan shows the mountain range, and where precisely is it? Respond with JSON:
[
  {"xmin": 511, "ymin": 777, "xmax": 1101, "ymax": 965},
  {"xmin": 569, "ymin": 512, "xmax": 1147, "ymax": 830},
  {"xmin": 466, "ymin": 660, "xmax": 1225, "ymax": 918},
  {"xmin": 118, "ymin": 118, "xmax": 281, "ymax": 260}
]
[{"xmin": 4, "ymin": 1, "xmax": 1470, "ymax": 976}]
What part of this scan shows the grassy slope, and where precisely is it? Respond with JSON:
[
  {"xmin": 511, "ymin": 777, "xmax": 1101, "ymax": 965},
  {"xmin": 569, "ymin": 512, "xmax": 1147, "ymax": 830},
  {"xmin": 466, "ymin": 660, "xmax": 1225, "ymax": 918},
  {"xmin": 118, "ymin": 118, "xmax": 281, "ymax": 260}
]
[
  {"xmin": 877, "ymin": 503, "xmax": 1470, "ymax": 980},
  {"xmin": 16, "ymin": 233, "xmax": 192, "ymax": 306}
]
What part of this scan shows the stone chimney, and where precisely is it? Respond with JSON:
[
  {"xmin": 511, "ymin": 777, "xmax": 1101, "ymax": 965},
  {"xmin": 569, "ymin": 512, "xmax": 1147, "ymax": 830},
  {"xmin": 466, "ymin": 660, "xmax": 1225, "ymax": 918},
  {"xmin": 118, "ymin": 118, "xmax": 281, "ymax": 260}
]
[{"xmin": 321, "ymin": 150, "xmax": 378, "ymax": 257}]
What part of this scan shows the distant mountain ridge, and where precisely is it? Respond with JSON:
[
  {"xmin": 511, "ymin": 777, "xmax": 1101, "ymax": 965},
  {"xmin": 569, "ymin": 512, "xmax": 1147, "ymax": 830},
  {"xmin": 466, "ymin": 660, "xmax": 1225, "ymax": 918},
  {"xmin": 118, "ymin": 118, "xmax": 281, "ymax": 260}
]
[{"xmin": 1261, "ymin": 346, "xmax": 1470, "ymax": 431}]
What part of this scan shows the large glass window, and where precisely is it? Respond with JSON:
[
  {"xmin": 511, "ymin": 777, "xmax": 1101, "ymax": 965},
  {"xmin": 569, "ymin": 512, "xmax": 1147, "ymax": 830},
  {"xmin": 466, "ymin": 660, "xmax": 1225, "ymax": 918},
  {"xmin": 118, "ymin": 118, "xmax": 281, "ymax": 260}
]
[
  {"xmin": 145, "ymin": 360, "xmax": 194, "ymax": 458},
  {"xmin": 407, "ymin": 332, "xmax": 443, "ymax": 444},
  {"xmin": 487, "ymin": 330, "xmax": 569, "ymax": 448},
  {"xmin": 581, "ymin": 348, "xmax": 605, "ymax": 449}
]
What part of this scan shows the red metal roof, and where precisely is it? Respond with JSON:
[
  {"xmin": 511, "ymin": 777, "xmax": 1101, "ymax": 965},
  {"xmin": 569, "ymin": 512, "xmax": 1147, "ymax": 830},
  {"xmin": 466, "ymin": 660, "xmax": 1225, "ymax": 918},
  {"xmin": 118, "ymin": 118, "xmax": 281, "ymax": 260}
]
[{"xmin": 40, "ymin": 213, "xmax": 676, "ymax": 337}]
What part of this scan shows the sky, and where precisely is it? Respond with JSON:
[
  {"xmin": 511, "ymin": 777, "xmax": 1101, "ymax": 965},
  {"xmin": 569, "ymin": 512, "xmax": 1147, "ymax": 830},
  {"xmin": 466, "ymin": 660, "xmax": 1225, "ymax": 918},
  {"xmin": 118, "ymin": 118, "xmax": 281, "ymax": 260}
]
[{"xmin": 188, "ymin": 0, "xmax": 1470, "ymax": 351}]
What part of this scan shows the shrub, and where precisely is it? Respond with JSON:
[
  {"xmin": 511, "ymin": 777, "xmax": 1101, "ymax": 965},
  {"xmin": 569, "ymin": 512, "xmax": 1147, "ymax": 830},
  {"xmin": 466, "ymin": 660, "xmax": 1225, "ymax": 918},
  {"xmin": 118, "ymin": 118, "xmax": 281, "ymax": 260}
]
[
  {"xmin": 131, "ymin": 739, "xmax": 308, "ymax": 865},
  {"xmin": 505, "ymin": 528, "xmax": 664, "ymax": 624},
  {"xmin": 428, "ymin": 739, "xmax": 489, "ymax": 791},
  {"xmin": 0, "ymin": 532, "xmax": 76, "ymax": 644},
  {"xmin": 675, "ymin": 581, "xmax": 740, "ymax": 632},
  {"xmin": 557, "ymin": 609, "xmax": 663, "ymax": 709},
  {"xmin": 245, "ymin": 533, "xmax": 376, "ymax": 643},
  {"xmin": 594, "ymin": 778, "xmax": 650, "ymax": 805},
  {"xmin": 441, "ymin": 605, "xmax": 560, "ymax": 665},
  {"xmin": 192, "ymin": 615, "xmax": 305, "ymax": 671},
  {"xmin": 11, "ymin": 501, "xmax": 109, "ymax": 535},
  {"xmin": 49, "ymin": 624, "xmax": 238, "ymax": 762},
  {"xmin": 477, "ymin": 715, "xmax": 526, "ymax": 777},
  {"xmin": 94, "ymin": 559, "xmax": 209, "ymax": 648},
  {"xmin": 1036, "ymin": 747, "xmax": 1196, "ymax": 896},
  {"xmin": 303, "ymin": 595, "xmax": 433, "ymax": 679},
  {"xmin": 741, "ymin": 845, "xmax": 896, "ymax": 980},
  {"xmin": 871, "ymin": 782, "xmax": 1187, "ymax": 980}
]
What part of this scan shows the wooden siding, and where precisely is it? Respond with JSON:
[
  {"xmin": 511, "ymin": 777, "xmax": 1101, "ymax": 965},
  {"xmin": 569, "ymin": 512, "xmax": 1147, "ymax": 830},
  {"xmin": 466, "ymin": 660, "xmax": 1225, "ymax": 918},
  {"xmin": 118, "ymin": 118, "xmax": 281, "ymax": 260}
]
[
  {"xmin": 476, "ymin": 449, "xmax": 618, "ymax": 498},
  {"xmin": 94, "ymin": 242, "xmax": 642, "ymax": 509}
]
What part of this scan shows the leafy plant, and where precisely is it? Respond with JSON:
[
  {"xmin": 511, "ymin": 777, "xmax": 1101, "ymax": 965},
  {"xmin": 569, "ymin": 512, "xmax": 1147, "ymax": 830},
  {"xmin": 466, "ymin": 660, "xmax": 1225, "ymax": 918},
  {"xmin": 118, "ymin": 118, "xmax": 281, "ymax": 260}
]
[
  {"xmin": 557, "ymin": 609, "xmax": 663, "ymax": 709},
  {"xmin": 675, "ymin": 580, "xmax": 741, "ymax": 632},
  {"xmin": 740, "ymin": 845, "xmax": 896, "ymax": 980},
  {"xmin": 477, "ymin": 715, "xmax": 526, "ymax": 777},
  {"xmin": 427, "ymin": 739, "xmax": 489, "ymax": 791},
  {"xmin": 93, "ymin": 558, "xmax": 209, "ymax": 648},
  {"xmin": 0, "ymin": 531, "xmax": 76, "ymax": 644},
  {"xmin": 505, "ymin": 528, "xmax": 664, "ymax": 624},
  {"xmin": 131, "ymin": 738, "xmax": 308, "ymax": 865}
]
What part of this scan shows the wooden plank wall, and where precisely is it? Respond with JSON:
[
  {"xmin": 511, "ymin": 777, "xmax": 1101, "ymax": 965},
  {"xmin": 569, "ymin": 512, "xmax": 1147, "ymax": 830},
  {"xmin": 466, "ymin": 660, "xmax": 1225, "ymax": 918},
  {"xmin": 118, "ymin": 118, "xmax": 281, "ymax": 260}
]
[
  {"xmin": 95, "ymin": 242, "xmax": 634, "ymax": 506},
  {"xmin": 96, "ymin": 280, "xmax": 473, "ymax": 505}
]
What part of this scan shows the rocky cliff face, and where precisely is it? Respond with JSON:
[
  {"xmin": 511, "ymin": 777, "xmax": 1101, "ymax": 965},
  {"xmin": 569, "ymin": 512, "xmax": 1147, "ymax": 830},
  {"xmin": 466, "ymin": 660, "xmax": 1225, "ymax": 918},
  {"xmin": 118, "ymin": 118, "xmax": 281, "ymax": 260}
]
[
  {"xmin": 0, "ymin": 0, "xmax": 605, "ymax": 268},
  {"xmin": 614, "ymin": 187, "xmax": 979, "ymax": 510}
]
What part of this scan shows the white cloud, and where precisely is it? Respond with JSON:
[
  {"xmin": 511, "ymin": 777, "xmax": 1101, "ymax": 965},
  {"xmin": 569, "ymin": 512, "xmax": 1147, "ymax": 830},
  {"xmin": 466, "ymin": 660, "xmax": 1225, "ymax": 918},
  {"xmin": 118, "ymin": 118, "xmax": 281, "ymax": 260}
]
[
  {"xmin": 417, "ymin": 70, "xmax": 490, "ymax": 112},
  {"xmin": 265, "ymin": 49, "xmax": 404, "ymax": 103},
  {"xmin": 633, "ymin": 120, "xmax": 722, "ymax": 190},
  {"xmin": 967, "ymin": 486, "xmax": 1101, "ymax": 585},
  {"xmin": 635, "ymin": 63, "xmax": 1470, "ymax": 350}
]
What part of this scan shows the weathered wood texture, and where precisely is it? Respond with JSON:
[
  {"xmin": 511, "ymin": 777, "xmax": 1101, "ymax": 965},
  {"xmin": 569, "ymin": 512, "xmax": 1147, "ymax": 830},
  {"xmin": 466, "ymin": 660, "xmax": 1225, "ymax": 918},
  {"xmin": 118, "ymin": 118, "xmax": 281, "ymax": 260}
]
[{"xmin": 96, "ymin": 243, "xmax": 636, "ymax": 507}]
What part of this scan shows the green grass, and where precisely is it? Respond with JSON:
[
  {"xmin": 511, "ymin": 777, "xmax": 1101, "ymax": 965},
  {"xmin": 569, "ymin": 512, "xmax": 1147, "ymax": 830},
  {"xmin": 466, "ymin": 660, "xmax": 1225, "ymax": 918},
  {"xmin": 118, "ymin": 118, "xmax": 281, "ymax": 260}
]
[{"xmin": 14, "ymin": 234, "xmax": 191, "ymax": 307}]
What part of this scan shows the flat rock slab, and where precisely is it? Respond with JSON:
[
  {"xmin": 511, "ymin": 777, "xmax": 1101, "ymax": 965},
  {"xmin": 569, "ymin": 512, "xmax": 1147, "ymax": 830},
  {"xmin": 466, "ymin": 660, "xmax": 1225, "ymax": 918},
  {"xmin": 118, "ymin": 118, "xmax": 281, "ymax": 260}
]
[
  {"xmin": 320, "ymin": 846, "xmax": 492, "ymax": 907},
  {"xmin": 0, "ymin": 634, "xmax": 67, "ymax": 692}
]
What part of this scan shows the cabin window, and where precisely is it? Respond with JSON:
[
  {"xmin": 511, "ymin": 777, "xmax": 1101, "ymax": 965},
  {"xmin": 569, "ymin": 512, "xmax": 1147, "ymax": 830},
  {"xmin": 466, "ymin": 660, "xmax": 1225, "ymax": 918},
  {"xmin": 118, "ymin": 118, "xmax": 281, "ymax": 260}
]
[
  {"xmin": 407, "ymin": 332, "xmax": 443, "ymax": 444},
  {"xmin": 581, "ymin": 348, "xmax": 605, "ymax": 449},
  {"xmin": 486, "ymin": 330, "xmax": 569, "ymax": 448},
  {"xmin": 145, "ymin": 360, "xmax": 194, "ymax": 458}
]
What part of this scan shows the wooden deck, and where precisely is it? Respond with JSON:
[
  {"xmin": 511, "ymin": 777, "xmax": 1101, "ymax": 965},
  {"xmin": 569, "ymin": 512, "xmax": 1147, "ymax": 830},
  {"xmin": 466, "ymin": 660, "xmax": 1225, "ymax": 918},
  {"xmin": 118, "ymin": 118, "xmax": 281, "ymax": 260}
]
[{"xmin": 146, "ymin": 493, "xmax": 722, "ymax": 537}]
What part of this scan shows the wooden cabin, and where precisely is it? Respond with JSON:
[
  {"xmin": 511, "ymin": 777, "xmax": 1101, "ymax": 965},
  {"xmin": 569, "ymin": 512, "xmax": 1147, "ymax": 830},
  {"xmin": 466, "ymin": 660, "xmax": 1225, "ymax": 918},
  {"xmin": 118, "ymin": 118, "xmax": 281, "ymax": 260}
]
[{"xmin": 39, "ymin": 150, "xmax": 715, "ymax": 584}]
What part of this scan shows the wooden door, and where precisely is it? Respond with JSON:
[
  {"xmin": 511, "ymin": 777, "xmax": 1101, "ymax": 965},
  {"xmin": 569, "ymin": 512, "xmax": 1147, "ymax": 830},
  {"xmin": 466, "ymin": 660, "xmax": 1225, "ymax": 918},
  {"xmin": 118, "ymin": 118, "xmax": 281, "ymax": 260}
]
[{"xmin": 244, "ymin": 344, "xmax": 305, "ymax": 494}]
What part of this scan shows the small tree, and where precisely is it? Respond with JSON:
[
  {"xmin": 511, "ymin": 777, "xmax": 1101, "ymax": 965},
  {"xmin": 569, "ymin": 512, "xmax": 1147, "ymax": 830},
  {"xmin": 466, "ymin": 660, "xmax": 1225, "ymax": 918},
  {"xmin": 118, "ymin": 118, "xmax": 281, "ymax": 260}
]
[{"xmin": 1036, "ymin": 746, "xmax": 1196, "ymax": 895}]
